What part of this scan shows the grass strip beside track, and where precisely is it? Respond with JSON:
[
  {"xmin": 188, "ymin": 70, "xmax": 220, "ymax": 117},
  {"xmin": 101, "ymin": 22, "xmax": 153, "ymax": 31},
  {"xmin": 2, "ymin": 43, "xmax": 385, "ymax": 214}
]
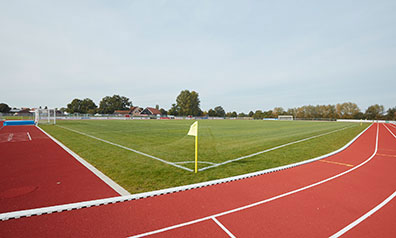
[{"xmin": 40, "ymin": 120, "xmax": 369, "ymax": 193}]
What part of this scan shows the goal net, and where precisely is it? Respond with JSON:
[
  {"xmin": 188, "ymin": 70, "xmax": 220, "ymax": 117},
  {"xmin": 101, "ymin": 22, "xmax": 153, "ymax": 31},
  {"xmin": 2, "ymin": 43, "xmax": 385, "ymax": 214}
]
[
  {"xmin": 278, "ymin": 115, "xmax": 293, "ymax": 120},
  {"xmin": 35, "ymin": 108, "xmax": 56, "ymax": 125}
]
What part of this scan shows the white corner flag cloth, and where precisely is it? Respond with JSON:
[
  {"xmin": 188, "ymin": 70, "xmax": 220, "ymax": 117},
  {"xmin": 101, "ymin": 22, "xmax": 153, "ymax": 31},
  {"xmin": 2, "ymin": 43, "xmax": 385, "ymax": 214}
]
[{"xmin": 187, "ymin": 121, "xmax": 198, "ymax": 136}]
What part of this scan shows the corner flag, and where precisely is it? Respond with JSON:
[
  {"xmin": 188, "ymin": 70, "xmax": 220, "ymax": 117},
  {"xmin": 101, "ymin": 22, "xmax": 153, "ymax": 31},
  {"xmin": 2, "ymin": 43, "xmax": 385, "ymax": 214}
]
[
  {"xmin": 187, "ymin": 121, "xmax": 198, "ymax": 173},
  {"xmin": 188, "ymin": 121, "xmax": 198, "ymax": 136}
]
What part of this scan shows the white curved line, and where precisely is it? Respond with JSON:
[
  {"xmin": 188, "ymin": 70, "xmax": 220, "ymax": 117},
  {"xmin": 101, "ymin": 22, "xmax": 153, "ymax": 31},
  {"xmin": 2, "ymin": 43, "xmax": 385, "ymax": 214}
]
[
  {"xmin": 128, "ymin": 124, "xmax": 379, "ymax": 237},
  {"xmin": 0, "ymin": 124, "xmax": 372, "ymax": 221}
]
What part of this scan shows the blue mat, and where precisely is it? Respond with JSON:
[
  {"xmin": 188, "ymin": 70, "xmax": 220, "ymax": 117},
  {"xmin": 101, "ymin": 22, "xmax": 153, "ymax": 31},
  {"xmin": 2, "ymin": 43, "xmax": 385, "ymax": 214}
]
[{"xmin": 4, "ymin": 120, "xmax": 35, "ymax": 126}]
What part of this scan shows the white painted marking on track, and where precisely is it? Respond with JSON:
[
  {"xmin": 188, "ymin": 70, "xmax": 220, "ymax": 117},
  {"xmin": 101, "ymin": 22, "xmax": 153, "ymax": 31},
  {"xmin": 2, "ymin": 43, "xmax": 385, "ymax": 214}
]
[
  {"xmin": 57, "ymin": 125, "xmax": 193, "ymax": 172},
  {"xmin": 330, "ymin": 190, "xmax": 396, "ymax": 238},
  {"xmin": 199, "ymin": 125, "xmax": 356, "ymax": 171},
  {"xmin": 212, "ymin": 217, "xmax": 236, "ymax": 238},
  {"xmin": 7, "ymin": 133, "xmax": 13, "ymax": 142},
  {"xmin": 128, "ymin": 124, "xmax": 379, "ymax": 237},
  {"xmin": 383, "ymin": 124, "xmax": 396, "ymax": 139},
  {"xmin": 27, "ymin": 132, "xmax": 32, "ymax": 141},
  {"xmin": 0, "ymin": 123, "xmax": 373, "ymax": 221},
  {"xmin": 36, "ymin": 126, "xmax": 131, "ymax": 196}
]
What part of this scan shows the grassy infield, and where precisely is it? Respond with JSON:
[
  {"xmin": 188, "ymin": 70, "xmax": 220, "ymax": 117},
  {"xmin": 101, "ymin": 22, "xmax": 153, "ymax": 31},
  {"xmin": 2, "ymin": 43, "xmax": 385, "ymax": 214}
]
[{"xmin": 40, "ymin": 120, "xmax": 369, "ymax": 194}]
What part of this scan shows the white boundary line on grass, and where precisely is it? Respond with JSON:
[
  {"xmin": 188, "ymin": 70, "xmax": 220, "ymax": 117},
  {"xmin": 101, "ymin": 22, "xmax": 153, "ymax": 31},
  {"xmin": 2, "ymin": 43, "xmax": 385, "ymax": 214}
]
[
  {"xmin": 174, "ymin": 161, "xmax": 218, "ymax": 165},
  {"xmin": 199, "ymin": 125, "xmax": 356, "ymax": 171},
  {"xmin": 57, "ymin": 125, "xmax": 193, "ymax": 172},
  {"xmin": 36, "ymin": 126, "xmax": 130, "ymax": 196},
  {"xmin": 0, "ymin": 124, "xmax": 372, "ymax": 221},
  {"xmin": 128, "ymin": 124, "xmax": 379, "ymax": 237}
]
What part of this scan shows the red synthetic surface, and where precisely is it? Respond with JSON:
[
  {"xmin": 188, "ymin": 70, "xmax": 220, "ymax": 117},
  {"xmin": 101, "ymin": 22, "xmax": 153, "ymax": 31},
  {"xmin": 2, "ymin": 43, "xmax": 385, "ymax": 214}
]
[
  {"xmin": 0, "ymin": 125, "xmax": 119, "ymax": 213},
  {"xmin": 0, "ymin": 123, "xmax": 395, "ymax": 237}
]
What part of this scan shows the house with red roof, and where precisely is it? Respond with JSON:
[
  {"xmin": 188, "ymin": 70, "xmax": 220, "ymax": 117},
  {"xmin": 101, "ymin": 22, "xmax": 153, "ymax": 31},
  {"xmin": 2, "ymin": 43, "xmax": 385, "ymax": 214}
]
[
  {"xmin": 140, "ymin": 107, "xmax": 161, "ymax": 116},
  {"xmin": 114, "ymin": 107, "xmax": 144, "ymax": 116}
]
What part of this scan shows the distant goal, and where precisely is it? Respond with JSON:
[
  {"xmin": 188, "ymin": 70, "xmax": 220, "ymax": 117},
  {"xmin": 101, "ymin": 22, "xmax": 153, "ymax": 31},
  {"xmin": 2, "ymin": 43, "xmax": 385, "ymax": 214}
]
[
  {"xmin": 35, "ymin": 108, "xmax": 57, "ymax": 125},
  {"xmin": 278, "ymin": 115, "xmax": 293, "ymax": 120}
]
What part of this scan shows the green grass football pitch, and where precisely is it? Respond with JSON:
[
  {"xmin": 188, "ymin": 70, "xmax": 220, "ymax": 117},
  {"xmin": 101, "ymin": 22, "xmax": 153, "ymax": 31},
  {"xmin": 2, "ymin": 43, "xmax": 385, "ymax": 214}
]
[{"xmin": 40, "ymin": 120, "xmax": 370, "ymax": 194}]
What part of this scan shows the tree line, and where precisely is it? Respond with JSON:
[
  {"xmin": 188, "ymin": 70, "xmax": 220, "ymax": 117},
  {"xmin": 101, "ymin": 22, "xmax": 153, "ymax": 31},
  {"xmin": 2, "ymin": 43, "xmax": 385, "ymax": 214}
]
[
  {"xmin": 62, "ymin": 95, "xmax": 132, "ymax": 114},
  {"xmin": 249, "ymin": 103, "xmax": 395, "ymax": 120},
  {"xmin": 1, "ymin": 91, "xmax": 395, "ymax": 120}
]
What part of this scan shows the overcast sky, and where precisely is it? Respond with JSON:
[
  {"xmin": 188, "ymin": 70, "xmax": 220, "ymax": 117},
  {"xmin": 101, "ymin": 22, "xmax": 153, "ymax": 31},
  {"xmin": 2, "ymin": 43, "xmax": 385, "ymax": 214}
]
[{"xmin": 1, "ymin": 0, "xmax": 395, "ymax": 112}]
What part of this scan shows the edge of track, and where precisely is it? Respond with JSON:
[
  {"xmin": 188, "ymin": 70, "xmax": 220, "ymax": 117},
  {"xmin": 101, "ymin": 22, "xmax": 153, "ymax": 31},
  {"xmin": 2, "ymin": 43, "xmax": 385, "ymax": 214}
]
[
  {"xmin": 36, "ymin": 125, "xmax": 130, "ymax": 196},
  {"xmin": 0, "ymin": 123, "xmax": 372, "ymax": 221}
]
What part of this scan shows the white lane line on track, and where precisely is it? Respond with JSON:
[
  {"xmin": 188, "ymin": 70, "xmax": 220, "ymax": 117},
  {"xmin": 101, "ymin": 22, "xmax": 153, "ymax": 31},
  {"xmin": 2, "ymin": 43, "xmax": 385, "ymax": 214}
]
[
  {"xmin": 199, "ymin": 125, "xmax": 355, "ymax": 171},
  {"xmin": 383, "ymin": 124, "xmax": 396, "ymax": 139},
  {"xmin": 330, "ymin": 123, "xmax": 396, "ymax": 237},
  {"xmin": 128, "ymin": 124, "xmax": 379, "ymax": 237},
  {"xmin": 36, "ymin": 126, "xmax": 130, "ymax": 196},
  {"xmin": 27, "ymin": 132, "xmax": 32, "ymax": 141},
  {"xmin": 330, "ymin": 191, "xmax": 396, "ymax": 238},
  {"xmin": 212, "ymin": 217, "xmax": 236, "ymax": 238},
  {"xmin": 57, "ymin": 125, "xmax": 193, "ymax": 172},
  {"xmin": 0, "ymin": 124, "xmax": 372, "ymax": 221}
]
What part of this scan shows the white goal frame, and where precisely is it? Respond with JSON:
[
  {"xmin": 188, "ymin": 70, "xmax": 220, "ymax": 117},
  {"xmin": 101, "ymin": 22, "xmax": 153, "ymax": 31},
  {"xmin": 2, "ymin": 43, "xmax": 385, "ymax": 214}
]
[
  {"xmin": 35, "ymin": 108, "xmax": 56, "ymax": 125},
  {"xmin": 278, "ymin": 115, "xmax": 293, "ymax": 120}
]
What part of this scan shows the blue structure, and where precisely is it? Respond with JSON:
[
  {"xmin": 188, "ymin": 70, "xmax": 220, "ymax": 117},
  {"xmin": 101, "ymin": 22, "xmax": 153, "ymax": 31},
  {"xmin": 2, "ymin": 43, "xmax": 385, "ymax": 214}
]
[{"xmin": 4, "ymin": 120, "xmax": 35, "ymax": 126}]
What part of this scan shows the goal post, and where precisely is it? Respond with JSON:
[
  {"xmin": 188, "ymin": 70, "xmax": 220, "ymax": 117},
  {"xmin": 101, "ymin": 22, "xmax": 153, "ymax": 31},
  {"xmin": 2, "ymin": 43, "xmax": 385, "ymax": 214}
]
[
  {"xmin": 278, "ymin": 115, "xmax": 293, "ymax": 120},
  {"xmin": 35, "ymin": 108, "xmax": 57, "ymax": 125}
]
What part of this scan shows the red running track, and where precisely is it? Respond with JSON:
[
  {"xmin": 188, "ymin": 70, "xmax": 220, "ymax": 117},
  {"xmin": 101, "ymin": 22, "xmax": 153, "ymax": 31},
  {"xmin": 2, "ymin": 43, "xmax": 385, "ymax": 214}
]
[
  {"xmin": 0, "ymin": 123, "xmax": 395, "ymax": 237},
  {"xmin": 0, "ymin": 125, "xmax": 120, "ymax": 213}
]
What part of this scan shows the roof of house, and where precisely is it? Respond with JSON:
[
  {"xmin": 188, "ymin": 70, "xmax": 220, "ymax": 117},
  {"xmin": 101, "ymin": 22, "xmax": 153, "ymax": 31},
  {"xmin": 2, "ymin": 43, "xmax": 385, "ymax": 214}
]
[
  {"xmin": 114, "ymin": 110, "xmax": 130, "ymax": 114},
  {"xmin": 146, "ymin": 107, "xmax": 161, "ymax": 115},
  {"xmin": 130, "ymin": 106, "xmax": 143, "ymax": 112}
]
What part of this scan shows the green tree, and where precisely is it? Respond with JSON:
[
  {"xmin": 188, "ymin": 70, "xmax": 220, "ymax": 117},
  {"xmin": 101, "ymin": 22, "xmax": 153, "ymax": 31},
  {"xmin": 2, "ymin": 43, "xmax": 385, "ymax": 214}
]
[
  {"xmin": 0, "ymin": 103, "xmax": 11, "ymax": 113},
  {"xmin": 231, "ymin": 111, "xmax": 237, "ymax": 117},
  {"xmin": 263, "ymin": 110, "xmax": 273, "ymax": 118},
  {"xmin": 272, "ymin": 107, "xmax": 284, "ymax": 117},
  {"xmin": 99, "ymin": 95, "xmax": 132, "ymax": 114},
  {"xmin": 208, "ymin": 109, "xmax": 216, "ymax": 117},
  {"xmin": 248, "ymin": 111, "xmax": 254, "ymax": 117},
  {"xmin": 66, "ymin": 99, "xmax": 83, "ymax": 113},
  {"xmin": 81, "ymin": 98, "xmax": 97, "ymax": 114},
  {"xmin": 365, "ymin": 104, "xmax": 384, "ymax": 120},
  {"xmin": 168, "ymin": 104, "xmax": 179, "ymax": 116},
  {"xmin": 253, "ymin": 110, "xmax": 263, "ymax": 119},
  {"xmin": 214, "ymin": 106, "xmax": 225, "ymax": 117},
  {"xmin": 175, "ymin": 90, "xmax": 201, "ymax": 116},
  {"xmin": 385, "ymin": 107, "xmax": 396, "ymax": 120},
  {"xmin": 238, "ymin": 112, "xmax": 247, "ymax": 117},
  {"xmin": 66, "ymin": 98, "xmax": 97, "ymax": 114},
  {"xmin": 160, "ymin": 108, "xmax": 167, "ymax": 115},
  {"xmin": 336, "ymin": 102, "xmax": 360, "ymax": 119}
]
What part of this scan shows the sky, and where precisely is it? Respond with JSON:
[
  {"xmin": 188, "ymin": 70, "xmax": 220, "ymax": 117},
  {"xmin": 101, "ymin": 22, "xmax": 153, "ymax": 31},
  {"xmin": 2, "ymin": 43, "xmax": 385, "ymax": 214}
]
[{"xmin": 1, "ymin": 0, "xmax": 395, "ymax": 112}]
